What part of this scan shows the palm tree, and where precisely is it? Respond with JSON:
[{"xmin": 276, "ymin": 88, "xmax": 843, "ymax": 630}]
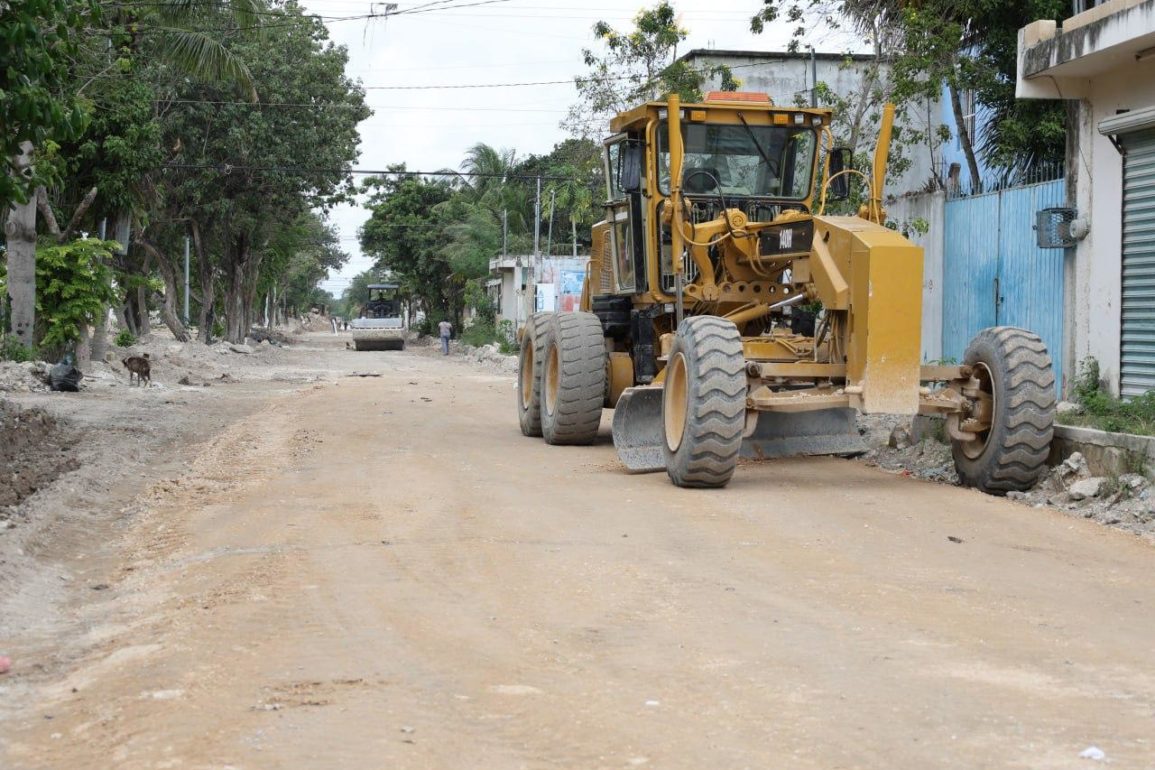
[{"xmin": 459, "ymin": 143, "xmax": 533, "ymax": 239}]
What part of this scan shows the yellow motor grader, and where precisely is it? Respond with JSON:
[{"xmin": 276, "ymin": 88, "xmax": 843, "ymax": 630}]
[{"xmin": 517, "ymin": 91, "xmax": 1055, "ymax": 491}]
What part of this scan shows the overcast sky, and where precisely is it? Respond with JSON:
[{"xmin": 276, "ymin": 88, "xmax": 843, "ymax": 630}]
[{"xmin": 302, "ymin": 0, "xmax": 838, "ymax": 296}]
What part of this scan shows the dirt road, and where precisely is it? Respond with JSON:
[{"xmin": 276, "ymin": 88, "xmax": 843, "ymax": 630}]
[{"xmin": 4, "ymin": 342, "xmax": 1155, "ymax": 769}]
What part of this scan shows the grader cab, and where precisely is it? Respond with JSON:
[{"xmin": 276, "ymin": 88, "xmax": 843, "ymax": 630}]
[{"xmin": 517, "ymin": 91, "xmax": 1056, "ymax": 492}]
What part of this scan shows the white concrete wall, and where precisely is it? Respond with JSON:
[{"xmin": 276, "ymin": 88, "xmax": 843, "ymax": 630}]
[
  {"xmin": 1070, "ymin": 57, "xmax": 1155, "ymax": 393},
  {"xmin": 887, "ymin": 191, "xmax": 946, "ymax": 362}
]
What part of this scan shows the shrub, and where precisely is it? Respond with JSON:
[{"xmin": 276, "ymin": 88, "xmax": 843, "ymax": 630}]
[
  {"xmin": 114, "ymin": 329, "xmax": 136, "ymax": 348},
  {"xmin": 34, "ymin": 239, "xmax": 121, "ymax": 351},
  {"xmin": 496, "ymin": 319, "xmax": 517, "ymax": 355},
  {"xmin": 461, "ymin": 320, "xmax": 498, "ymax": 347},
  {"xmin": 1067, "ymin": 357, "xmax": 1155, "ymax": 435},
  {"xmin": 0, "ymin": 336, "xmax": 38, "ymax": 363}
]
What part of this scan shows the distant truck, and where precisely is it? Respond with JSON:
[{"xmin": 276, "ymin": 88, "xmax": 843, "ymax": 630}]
[{"xmin": 349, "ymin": 283, "xmax": 406, "ymax": 351}]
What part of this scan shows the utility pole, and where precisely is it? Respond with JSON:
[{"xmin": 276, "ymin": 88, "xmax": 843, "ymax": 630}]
[
  {"xmin": 530, "ymin": 175, "xmax": 541, "ymax": 320},
  {"xmin": 810, "ymin": 47, "xmax": 818, "ymax": 107},
  {"xmin": 183, "ymin": 235, "xmax": 191, "ymax": 324},
  {"xmin": 545, "ymin": 188, "xmax": 556, "ymax": 260}
]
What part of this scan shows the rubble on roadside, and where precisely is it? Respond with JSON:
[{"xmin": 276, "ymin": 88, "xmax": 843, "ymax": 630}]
[
  {"xmin": 0, "ymin": 361, "xmax": 52, "ymax": 393},
  {"xmin": 459, "ymin": 342, "xmax": 517, "ymax": 374},
  {"xmin": 854, "ymin": 415, "xmax": 1155, "ymax": 539},
  {"xmin": 0, "ymin": 326, "xmax": 304, "ymax": 396}
]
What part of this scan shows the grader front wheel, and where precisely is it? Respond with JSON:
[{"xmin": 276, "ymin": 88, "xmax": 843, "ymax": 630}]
[
  {"xmin": 541, "ymin": 312, "xmax": 607, "ymax": 445},
  {"xmin": 951, "ymin": 327, "xmax": 1056, "ymax": 495},
  {"xmin": 662, "ymin": 316, "xmax": 746, "ymax": 488}
]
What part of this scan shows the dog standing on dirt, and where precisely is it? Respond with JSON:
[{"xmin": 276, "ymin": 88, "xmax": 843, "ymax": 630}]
[{"xmin": 122, "ymin": 353, "xmax": 151, "ymax": 387}]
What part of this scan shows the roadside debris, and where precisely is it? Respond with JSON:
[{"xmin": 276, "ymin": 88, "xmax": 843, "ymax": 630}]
[
  {"xmin": 1079, "ymin": 746, "xmax": 1107, "ymax": 761},
  {"xmin": 0, "ymin": 655, "xmax": 11, "ymax": 674},
  {"xmin": 856, "ymin": 412, "xmax": 1155, "ymax": 539}
]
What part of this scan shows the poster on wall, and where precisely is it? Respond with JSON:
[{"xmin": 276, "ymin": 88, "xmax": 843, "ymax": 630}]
[
  {"xmin": 536, "ymin": 284, "xmax": 556, "ymax": 312},
  {"xmin": 558, "ymin": 270, "xmax": 585, "ymax": 312},
  {"xmin": 559, "ymin": 270, "xmax": 584, "ymax": 295}
]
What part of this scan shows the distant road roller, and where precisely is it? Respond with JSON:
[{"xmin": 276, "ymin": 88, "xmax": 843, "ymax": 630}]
[
  {"xmin": 350, "ymin": 283, "xmax": 406, "ymax": 351},
  {"xmin": 517, "ymin": 91, "xmax": 1055, "ymax": 492}
]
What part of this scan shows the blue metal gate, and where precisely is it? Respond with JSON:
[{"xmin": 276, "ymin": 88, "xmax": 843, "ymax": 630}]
[{"xmin": 942, "ymin": 178, "xmax": 1066, "ymax": 395}]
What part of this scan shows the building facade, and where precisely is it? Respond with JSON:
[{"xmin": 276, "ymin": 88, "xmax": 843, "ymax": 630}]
[
  {"xmin": 1017, "ymin": 0, "xmax": 1155, "ymax": 396},
  {"xmin": 488, "ymin": 256, "xmax": 587, "ymax": 328}
]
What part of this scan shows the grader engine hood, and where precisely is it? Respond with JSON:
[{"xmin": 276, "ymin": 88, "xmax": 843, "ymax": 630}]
[{"xmin": 811, "ymin": 215, "xmax": 925, "ymax": 414}]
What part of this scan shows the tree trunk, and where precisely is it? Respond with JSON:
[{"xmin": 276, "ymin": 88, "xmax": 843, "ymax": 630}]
[
  {"xmin": 949, "ymin": 82, "xmax": 983, "ymax": 194},
  {"xmin": 76, "ymin": 324, "xmax": 92, "ymax": 366},
  {"xmin": 91, "ymin": 309, "xmax": 109, "ymax": 361},
  {"xmin": 137, "ymin": 238, "xmax": 190, "ymax": 342},
  {"xmin": 136, "ymin": 283, "xmax": 151, "ymax": 336},
  {"xmin": 222, "ymin": 232, "xmax": 263, "ymax": 344},
  {"xmin": 4, "ymin": 143, "xmax": 37, "ymax": 348},
  {"xmin": 192, "ymin": 220, "xmax": 215, "ymax": 343}
]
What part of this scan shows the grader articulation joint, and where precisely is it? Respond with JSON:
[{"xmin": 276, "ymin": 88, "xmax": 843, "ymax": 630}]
[{"xmin": 516, "ymin": 91, "xmax": 1056, "ymax": 493}]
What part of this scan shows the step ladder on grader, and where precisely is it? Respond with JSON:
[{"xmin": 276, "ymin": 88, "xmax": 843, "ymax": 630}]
[{"xmin": 516, "ymin": 91, "xmax": 1055, "ymax": 492}]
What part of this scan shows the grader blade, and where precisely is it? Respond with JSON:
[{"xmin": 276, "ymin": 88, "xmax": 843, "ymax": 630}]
[
  {"xmin": 741, "ymin": 408, "xmax": 867, "ymax": 460},
  {"xmin": 612, "ymin": 387, "xmax": 666, "ymax": 473}
]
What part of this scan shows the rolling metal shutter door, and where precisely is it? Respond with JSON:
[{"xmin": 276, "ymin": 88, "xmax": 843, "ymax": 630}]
[{"xmin": 1120, "ymin": 129, "xmax": 1155, "ymax": 397}]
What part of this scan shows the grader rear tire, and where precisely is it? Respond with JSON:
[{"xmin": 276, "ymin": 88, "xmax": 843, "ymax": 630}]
[
  {"xmin": 951, "ymin": 327, "xmax": 1056, "ymax": 495},
  {"xmin": 517, "ymin": 312, "xmax": 553, "ymax": 437},
  {"xmin": 541, "ymin": 312, "xmax": 606, "ymax": 445},
  {"xmin": 662, "ymin": 316, "xmax": 746, "ymax": 488}
]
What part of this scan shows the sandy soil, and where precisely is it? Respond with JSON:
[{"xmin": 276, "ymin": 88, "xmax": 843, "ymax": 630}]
[{"xmin": 2, "ymin": 333, "xmax": 1155, "ymax": 769}]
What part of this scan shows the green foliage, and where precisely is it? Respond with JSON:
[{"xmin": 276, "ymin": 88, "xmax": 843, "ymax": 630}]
[
  {"xmin": 750, "ymin": 0, "xmax": 1068, "ymax": 176},
  {"xmin": 0, "ymin": 0, "xmax": 95, "ymax": 208},
  {"xmin": 0, "ymin": 337, "xmax": 39, "ymax": 363},
  {"xmin": 360, "ymin": 170, "xmax": 459, "ymax": 323},
  {"xmin": 114, "ymin": 329, "xmax": 137, "ymax": 348},
  {"xmin": 459, "ymin": 319, "xmax": 518, "ymax": 354},
  {"xmin": 1074, "ymin": 356, "xmax": 1102, "ymax": 404},
  {"xmin": 566, "ymin": 1, "xmax": 736, "ymax": 137},
  {"xmin": 886, "ymin": 215, "xmax": 931, "ymax": 238},
  {"xmin": 261, "ymin": 211, "xmax": 349, "ymax": 316},
  {"xmin": 497, "ymin": 320, "xmax": 517, "ymax": 355},
  {"xmin": 1065, "ymin": 357, "xmax": 1155, "ymax": 436},
  {"xmin": 154, "ymin": 2, "xmax": 369, "ymax": 340},
  {"xmin": 33, "ymin": 239, "xmax": 121, "ymax": 350}
]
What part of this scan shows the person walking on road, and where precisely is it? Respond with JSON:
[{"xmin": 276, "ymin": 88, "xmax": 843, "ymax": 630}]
[{"xmin": 438, "ymin": 319, "xmax": 453, "ymax": 355}]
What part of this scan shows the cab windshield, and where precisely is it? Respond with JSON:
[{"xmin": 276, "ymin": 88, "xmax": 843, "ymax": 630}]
[{"xmin": 657, "ymin": 122, "xmax": 817, "ymax": 199}]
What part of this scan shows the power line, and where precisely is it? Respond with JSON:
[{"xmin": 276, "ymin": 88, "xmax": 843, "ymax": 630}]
[
  {"xmin": 163, "ymin": 164, "xmax": 575, "ymax": 180},
  {"xmin": 156, "ymin": 98, "xmax": 567, "ymax": 113},
  {"xmin": 338, "ymin": 58, "xmax": 835, "ymax": 91},
  {"xmin": 131, "ymin": 0, "xmax": 514, "ymax": 33}
]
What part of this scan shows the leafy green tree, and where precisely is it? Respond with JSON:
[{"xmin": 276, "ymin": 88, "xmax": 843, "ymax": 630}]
[
  {"xmin": 517, "ymin": 138, "xmax": 602, "ymax": 256},
  {"xmin": 360, "ymin": 170, "xmax": 458, "ymax": 324},
  {"xmin": 156, "ymin": 1, "xmax": 368, "ymax": 342},
  {"xmin": 260, "ymin": 211, "xmax": 349, "ymax": 322},
  {"xmin": 2, "ymin": 0, "xmax": 97, "ymax": 348},
  {"xmin": 1, "ymin": 0, "xmax": 95, "ymax": 209},
  {"xmin": 567, "ymin": 1, "xmax": 737, "ymax": 138}
]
